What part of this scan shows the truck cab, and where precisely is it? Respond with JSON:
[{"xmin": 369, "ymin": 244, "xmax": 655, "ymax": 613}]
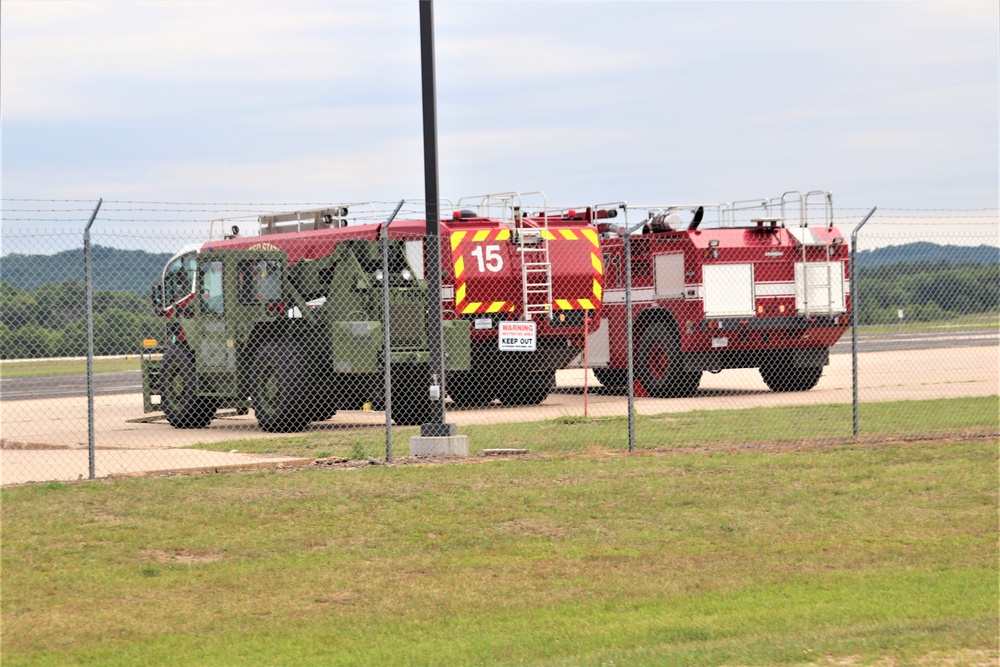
[{"xmin": 143, "ymin": 229, "xmax": 471, "ymax": 431}]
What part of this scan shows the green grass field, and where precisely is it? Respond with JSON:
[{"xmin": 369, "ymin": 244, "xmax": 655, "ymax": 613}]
[
  {"xmin": 2, "ymin": 419, "xmax": 997, "ymax": 665},
  {"xmin": 0, "ymin": 356, "xmax": 141, "ymax": 378},
  {"xmin": 188, "ymin": 395, "xmax": 1000, "ymax": 460}
]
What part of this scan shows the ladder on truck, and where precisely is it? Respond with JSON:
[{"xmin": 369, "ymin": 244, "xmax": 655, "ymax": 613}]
[
  {"xmin": 457, "ymin": 191, "xmax": 554, "ymax": 322},
  {"xmin": 781, "ymin": 191, "xmax": 837, "ymax": 317},
  {"xmin": 516, "ymin": 209, "xmax": 553, "ymax": 321},
  {"xmin": 717, "ymin": 190, "xmax": 838, "ymax": 317}
]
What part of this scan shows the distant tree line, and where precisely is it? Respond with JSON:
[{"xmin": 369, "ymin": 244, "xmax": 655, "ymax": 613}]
[
  {"xmin": 0, "ymin": 260, "xmax": 996, "ymax": 360},
  {"xmin": 0, "ymin": 245, "xmax": 173, "ymax": 293},
  {"xmin": 853, "ymin": 242, "xmax": 997, "ymax": 269},
  {"xmin": 0, "ymin": 280, "xmax": 161, "ymax": 360},
  {"xmin": 854, "ymin": 261, "xmax": 999, "ymax": 325}
]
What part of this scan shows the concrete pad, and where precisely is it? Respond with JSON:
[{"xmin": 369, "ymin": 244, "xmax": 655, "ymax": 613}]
[
  {"xmin": 409, "ymin": 435, "xmax": 469, "ymax": 457},
  {"xmin": 0, "ymin": 393, "xmax": 387, "ymax": 450}
]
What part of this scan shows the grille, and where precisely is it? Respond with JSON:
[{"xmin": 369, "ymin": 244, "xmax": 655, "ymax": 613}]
[{"xmin": 388, "ymin": 303, "xmax": 425, "ymax": 348}]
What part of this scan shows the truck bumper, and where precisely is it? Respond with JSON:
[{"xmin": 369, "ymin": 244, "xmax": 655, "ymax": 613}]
[{"xmin": 699, "ymin": 314, "xmax": 849, "ymax": 332}]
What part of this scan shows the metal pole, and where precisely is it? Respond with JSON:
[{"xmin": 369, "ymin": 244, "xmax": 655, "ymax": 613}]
[
  {"xmin": 419, "ymin": 0, "xmax": 450, "ymax": 435},
  {"xmin": 382, "ymin": 200, "xmax": 406, "ymax": 462},
  {"xmin": 850, "ymin": 207, "xmax": 877, "ymax": 437},
  {"xmin": 83, "ymin": 198, "xmax": 103, "ymax": 479},
  {"xmin": 583, "ymin": 312, "xmax": 589, "ymax": 418},
  {"xmin": 623, "ymin": 207, "xmax": 643, "ymax": 453}
]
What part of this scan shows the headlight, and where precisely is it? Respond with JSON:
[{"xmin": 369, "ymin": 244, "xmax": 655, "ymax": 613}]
[
  {"xmin": 374, "ymin": 269, "xmax": 384, "ymax": 281},
  {"xmin": 401, "ymin": 268, "xmax": 413, "ymax": 281}
]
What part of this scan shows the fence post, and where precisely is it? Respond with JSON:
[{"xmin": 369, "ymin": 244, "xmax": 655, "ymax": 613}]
[
  {"xmin": 419, "ymin": 0, "xmax": 451, "ymax": 435},
  {"xmin": 83, "ymin": 198, "xmax": 103, "ymax": 479},
  {"xmin": 382, "ymin": 200, "xmax": 405, "ymax": 462},
  {"xmin": 623, "ymin": 206, "xmax": 644, "ymax": 454},
  {"xmin": 850, "ymin": 207, "xmax": 877, "ymax": 438}
]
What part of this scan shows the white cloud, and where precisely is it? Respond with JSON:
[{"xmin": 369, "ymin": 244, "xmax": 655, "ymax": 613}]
[
  {"xmin": 1, "ymin": 0, "xmax": 416, "ymax": 120},
  {"xmin": 440, "ymin": 33, "xmax": 637, "ymax": 85},
  {"xmin": 0, "ymin": 0, "xmax": 996, "ymax": 215},
  {"xmin": 3, "ymin": 138, "xmax": 424, "ymax": 203}
]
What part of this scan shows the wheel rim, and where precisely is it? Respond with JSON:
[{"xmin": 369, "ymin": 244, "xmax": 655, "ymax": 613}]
[{"xmin": 649, "ymin": 344, "xmax": 670, "ymax": 380}]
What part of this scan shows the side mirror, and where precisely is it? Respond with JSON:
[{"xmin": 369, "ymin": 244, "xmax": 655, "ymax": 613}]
[{"xmin": 150, "ymin": 282, "xmax": 164, "ymax": 316}]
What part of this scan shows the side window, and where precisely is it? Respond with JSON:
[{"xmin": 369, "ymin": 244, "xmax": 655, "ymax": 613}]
[
  {"xmin": 238, "ymin": 259, "xmax": 283, "ymax": 305},
  {"xmin": 404, "ymin": 240, "xmax": 425, "ymax": 280},
  {"xmin": 163, "ymin": 252, "xmax": 197, "ymax": 306},
  {"xmin": 199, "ymin": 261, "xmax": 225, "ymax": 316}
]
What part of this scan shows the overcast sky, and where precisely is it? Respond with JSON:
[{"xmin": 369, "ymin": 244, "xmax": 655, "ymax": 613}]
[{"xmin": 2, "ymin": 0, "xmax": 998, "ymax": 234}]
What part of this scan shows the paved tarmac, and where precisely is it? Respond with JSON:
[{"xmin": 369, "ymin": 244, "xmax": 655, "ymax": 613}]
[
  {"xmin": 830, "ymin": 328, "xmax": 998, "ymax": 354},
  {"xmin": 0, "ymin": 449, "xmax": 312, "ymax": 486},
  {"xmin": 0, "ymin": 371, "xmax": 142, "ymax": 401},
  {"xmin": 1, "ymin": 341, "xmax": 997, "ymax": 486},
  {"xmin": 1, "ymin": 329, "xmax": 995, "ymax": 402}
]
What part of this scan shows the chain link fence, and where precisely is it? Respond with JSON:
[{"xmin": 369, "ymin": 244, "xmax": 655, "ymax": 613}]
[
  {"xmin": 850, "ymin": 219, "xmax": 998, "ymax": 438},
  {"xmin": 2, "ymin": 199, "xmax": 997, "ymax": 485}
]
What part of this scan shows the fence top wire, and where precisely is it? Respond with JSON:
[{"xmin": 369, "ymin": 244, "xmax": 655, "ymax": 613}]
[
  {"xmin": 3, "ymin": 198, "xmax": 374, "ymax": 207},
  {"xmin": 5, "ymin": 200, "xmax": 998, "ymax": 216},
  {"xmin": 840, "ymin": 207, "xmax": 998, "ymax": 213},
  {"xmin": 2, "ymin": 199, "xmax": 441, "ymax": 210},
  {"xmin": 5, "ymin": 199, "xmax": 997, "ymax": 213},
  {"xmin": 1, "ymin": 200, "xmax": 445, "ymax": 239},
  {"xmin": 3, "ymin": 201, "xmax": 997, "ymax": 257}
]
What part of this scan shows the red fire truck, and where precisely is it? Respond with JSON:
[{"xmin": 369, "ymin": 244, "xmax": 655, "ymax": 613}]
[
  {"xmin": 440, "ymin": 192, "xmax": 603, "ymax": 406},
  {"xmin": 550, "ymin": 191, "xmax": 850, "ymax": 397},
  {"xmin": 150, "ymin": 192, "xmax": 603, "ymax": 422}
]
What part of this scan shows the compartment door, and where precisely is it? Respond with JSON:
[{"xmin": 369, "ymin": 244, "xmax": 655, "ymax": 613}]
[
  {"xmin": 702, "ymin": 263, "xmax": 755, "ymax": 317},
  {"xmin": 653, "ymin": 253, "xmax": 685, "ymax": 299}
]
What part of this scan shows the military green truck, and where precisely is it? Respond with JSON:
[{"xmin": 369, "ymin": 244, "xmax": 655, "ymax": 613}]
[{"xmin": 142, "ymin": 211, "xmax": 470, "ymax": 432}]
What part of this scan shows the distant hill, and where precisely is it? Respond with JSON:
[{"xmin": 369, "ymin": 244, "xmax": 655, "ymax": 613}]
[
  {"xmin": 1, "ymin": 242, "xmax": 996, "ymax": 294},
  {"xmin": 854, "ymin": 242, "xmax": 997, "ymax": 268},
  {"xmin": 0, "ymin": 246, "xmax": 174, "ymax": 293}
]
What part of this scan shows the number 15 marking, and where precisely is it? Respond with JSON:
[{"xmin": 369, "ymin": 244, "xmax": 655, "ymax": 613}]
[{"xmin": 470, "ymin": 245, "xmax": 503, "ymax": 273}]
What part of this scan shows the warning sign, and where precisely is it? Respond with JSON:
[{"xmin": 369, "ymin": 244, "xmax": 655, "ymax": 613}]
[{"xmin": 498, "ymin": 321, "xmax": 537, "ymax": 352}]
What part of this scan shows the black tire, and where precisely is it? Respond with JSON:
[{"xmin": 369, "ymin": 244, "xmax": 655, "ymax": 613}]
[
  {"xmin": 391, "ymin": 401, "xmax": 434, "ymax": 426},
  {"xmin": 303, "ymin": 373, "xmax": 337, "ymax": 422},
  {"xmin": 252, "ymin": 341, "xmax": 311, "ymax": 433},
  {"xmin": 637, "ymin": 320, "xmax": 701, "ymax": 398},
  {"xmin": 310, "ymin": 404, "xmax": 337, "ymax": 422},
  {"xmin": 160, "ymin": 345, "xmax": 216, "ymax": 429},
  {"xmin": 593, "ymin": 367, "xmax": 628, "ymax": 389},
  {"xmin": 760, "ymin": 359, "xmax": 823, "ymax": 392},
  {"xmin": 390, "ymin": 365, "xmax": 438, "ymax": 426},
  {"xmin": 447, "ymin": 371, "xmax": 495, "ymax": 407},
  {"xmin": 498, "ymin": 370, "xmax": 554, "ymax": 406}
]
